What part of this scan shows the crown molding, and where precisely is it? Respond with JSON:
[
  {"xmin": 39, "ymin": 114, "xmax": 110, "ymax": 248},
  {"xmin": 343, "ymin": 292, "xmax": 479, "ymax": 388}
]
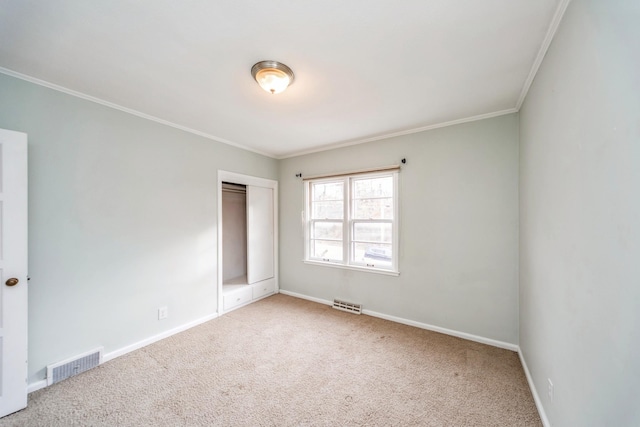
[
  {"xmin": 0, "ymin": 67, "xmax": 276, "ymax": 158},
  {"xmin": 2, "ymin": 0, "xmax": 571, "ymax": 168},
  {"xmin": 516, "ymin": 0, "xmax": 572, "ymax": 110},
  {"xmin": 276, "ymin": 108, "xmax": 518, "ymax": 159},
  {"xmin": 1, "ymin": 65, "xmax": 519, "ymax": 161}
]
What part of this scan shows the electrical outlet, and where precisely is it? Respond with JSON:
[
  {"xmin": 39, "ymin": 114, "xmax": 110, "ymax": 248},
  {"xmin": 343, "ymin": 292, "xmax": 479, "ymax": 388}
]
[
  {"xmin": 548, "ymin": 378, "xmax": 554, "ymax": 402},
  {"xmin": 158, "ymin": 306, "xmax": 168, "ymax": 320}
]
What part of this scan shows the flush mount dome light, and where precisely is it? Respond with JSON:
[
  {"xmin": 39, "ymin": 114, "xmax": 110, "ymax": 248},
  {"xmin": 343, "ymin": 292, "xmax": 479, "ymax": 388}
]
[{"xmin": 251, "ymin": 60, "xmax": 294, "ymax": 94}]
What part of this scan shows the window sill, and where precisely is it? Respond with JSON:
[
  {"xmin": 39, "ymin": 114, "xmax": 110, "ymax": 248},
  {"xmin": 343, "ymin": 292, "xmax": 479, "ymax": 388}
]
[{"xmin": 304, "ymin": 260, "xmax": 400, "ymax": 277}]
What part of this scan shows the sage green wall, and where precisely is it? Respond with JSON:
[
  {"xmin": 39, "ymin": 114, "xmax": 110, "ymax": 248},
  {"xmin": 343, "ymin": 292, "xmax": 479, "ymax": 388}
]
[
  {"xmin": 279, "ymin": 114, "xmax": 519, "ymax": 345},
  {"xmin": 519, "ymin": 0, "xmax": 640, "ymax": 425},
  {"xmin": 0, "ymin": 73, "xmax": 278, "ymax": 383}
]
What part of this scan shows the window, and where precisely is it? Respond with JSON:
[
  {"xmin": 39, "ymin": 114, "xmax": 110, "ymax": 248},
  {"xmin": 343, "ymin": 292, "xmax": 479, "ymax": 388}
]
[{"xmin": 304, "ymin": 171, "xmax": 399, "ymax": 275}]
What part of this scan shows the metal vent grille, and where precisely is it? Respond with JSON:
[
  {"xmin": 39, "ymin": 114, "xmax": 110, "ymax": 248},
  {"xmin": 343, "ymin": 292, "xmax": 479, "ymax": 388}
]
[
  {"xmin": 47, "ymin": 347, "xmax": 103, "ymax": 386},
  {"xmin": 332, "ymin": 299, "xmax": 362, "ymax": 314}
]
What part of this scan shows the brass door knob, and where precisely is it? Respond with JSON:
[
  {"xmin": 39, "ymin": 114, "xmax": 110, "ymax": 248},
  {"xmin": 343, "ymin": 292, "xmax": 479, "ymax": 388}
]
[{"xmin": 5, "ymin": 278, "xmax": 19, "ymax": 287}]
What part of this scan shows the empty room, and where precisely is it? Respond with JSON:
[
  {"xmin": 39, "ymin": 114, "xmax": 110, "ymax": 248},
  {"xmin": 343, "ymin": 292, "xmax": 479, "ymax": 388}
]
[{"xmin": 0, "ymin": 0, "xmax": 638, "ymax": 425}]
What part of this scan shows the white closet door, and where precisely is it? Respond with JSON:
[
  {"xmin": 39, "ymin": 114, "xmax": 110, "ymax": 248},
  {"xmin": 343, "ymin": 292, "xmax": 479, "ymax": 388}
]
[{"xmin": 246, "ymin": 185, "xmax": 274, "ymax": 284}]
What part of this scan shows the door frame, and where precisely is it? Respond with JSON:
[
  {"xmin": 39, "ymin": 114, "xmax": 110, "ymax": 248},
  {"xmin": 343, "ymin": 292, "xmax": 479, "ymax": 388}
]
[{"xmin": 217, "ymin": 171, "xmax": 278, "ymax": 315}]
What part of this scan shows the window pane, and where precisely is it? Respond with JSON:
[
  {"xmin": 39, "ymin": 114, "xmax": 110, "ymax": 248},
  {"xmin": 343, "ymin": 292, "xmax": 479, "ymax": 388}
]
[
  {"xmin": 353, "ymin": 243, "xmax": 393, "ymax": 269},
  {"xmin": 353, "ymin": 177, "xmax": 393, "ymax": 198},
  {"xmin": 305, "ymin": 173, "xmax": 397, "ymax": 272},
  {"xmin": 312, "ymin": 182, "xmax": 343, "ymax": 201},
  {"xmin": 310, "ymin": 240, "xmax": 343, "ymax": 261},
  {"xmin": 353, "ymin": 222, "xmax": 392, "ymax": 243},
  {"xmin": 312, "ymin": 201, "xmax": 343, "ymax": 219},
  {"xmin": 353, "ymin": 198, "xmax": 393, "ymax": 219},
  {"xmin": 311, "ymin": 221, "xmax": 343, "ymax": 240}
]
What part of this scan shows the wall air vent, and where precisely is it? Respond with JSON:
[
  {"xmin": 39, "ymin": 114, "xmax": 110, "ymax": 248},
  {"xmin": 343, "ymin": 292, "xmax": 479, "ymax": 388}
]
[
  {"xmin": 332, "ymin": 299, "xmax": 362, "ymax": 314},
  {"xmin": 46, "ymin": 347, "xmax": 103, "ymax": 386}
]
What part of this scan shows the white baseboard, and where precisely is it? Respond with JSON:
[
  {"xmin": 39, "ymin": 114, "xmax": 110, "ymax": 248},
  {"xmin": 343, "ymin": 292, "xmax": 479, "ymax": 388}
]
[
  {"xmin": 279, "ymin": 289, "xmax": 333, "ymax": 306},
  {"xmin": 363, "ymin": 309, "xmax": 519, "ymax": 351},
  {"xmin": 518, "ymin": 348, "xmax": 550, "ymax": 427},
  {"xmin": 103, "ymin": 313, "xmax": 219, "ymax": 362},
  {"xmin": 28, "ymin": 312, "xmax": 219, "ymax": 393},
  {"xmin": 27, "ymin": 379, "xmax": 47, "ymax": 393},
  {"xmin": 278, "ymin": 289, "xmax": 518, "ymax": 352},
  {"xmin": 279, "ymin": 290, "xmax": 548, "ymax": 423},
  {"xmin": 28, "ymin": 293, "xmax": 547, "ymax": 426}
]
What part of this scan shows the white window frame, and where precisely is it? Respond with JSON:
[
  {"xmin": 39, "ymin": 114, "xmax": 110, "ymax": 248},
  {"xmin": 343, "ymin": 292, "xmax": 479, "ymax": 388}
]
[{"xmin": 304, "ymin": 171, "xmax": 399, "ymax": 276}]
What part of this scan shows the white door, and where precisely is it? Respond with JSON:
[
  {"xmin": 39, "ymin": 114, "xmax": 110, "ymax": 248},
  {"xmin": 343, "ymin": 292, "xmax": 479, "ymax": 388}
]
[
  {"xmin": 246, "ymin": 185, "xmax": 274, "ymax": 284},
  {"xmin": 0, "ymin": 129, "xmax": 28, "ymax": 418}
]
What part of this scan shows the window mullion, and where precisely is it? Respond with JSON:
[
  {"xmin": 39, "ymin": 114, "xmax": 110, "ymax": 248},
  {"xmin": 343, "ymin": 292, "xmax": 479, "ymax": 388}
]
[
  {"xmin": 343, "ymin": 177, "xmax": 350, "ymax": 265},
  {"xmin": 305, "ymin": 182, "xmax": 310, "ymax": 261}
]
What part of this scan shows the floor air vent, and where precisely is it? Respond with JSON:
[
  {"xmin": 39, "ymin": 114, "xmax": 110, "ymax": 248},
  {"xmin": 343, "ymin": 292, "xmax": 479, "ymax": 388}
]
[
  {"xmin": 46, "ymin": 347, "xmax": 103, "ymax": 386},
  {"xmin": 332, "ymin": 299, "xmax": 362, "ymax": 314}
]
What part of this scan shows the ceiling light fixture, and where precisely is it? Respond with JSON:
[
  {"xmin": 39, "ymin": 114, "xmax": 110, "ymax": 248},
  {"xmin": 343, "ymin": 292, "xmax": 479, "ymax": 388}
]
[{"xmin": 251, "ymin": 60, "xmax": 295, "ymax": 94}]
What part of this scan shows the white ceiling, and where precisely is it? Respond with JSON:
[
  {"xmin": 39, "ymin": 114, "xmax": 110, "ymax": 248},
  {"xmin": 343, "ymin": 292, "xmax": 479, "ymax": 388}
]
[{"xmin": 0, "ymin": 1, "xmax": 566, "ymax": 158}]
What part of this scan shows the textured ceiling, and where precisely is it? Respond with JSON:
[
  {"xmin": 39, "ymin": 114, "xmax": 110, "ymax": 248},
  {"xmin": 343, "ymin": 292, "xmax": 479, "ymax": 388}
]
[{"xmin": 0, "ymin": 0, "xmax": 566, "ymax": 158}]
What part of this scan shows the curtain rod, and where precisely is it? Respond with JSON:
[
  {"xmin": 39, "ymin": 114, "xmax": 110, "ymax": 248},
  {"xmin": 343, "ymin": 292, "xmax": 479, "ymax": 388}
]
[{"xmin": 301, "ymin": 164, "xmax": 402, "ymax": 181}]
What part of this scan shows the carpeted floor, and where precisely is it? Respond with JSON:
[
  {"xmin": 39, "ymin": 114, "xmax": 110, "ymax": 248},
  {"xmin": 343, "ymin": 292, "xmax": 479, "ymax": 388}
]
[{"xmin": 0, "ymin": 294, "xmax": 541, "ymax": 426}]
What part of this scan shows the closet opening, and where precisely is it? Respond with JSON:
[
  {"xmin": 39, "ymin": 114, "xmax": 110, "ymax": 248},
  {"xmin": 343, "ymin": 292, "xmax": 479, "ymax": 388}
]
[
  {"xmin": 221, "ymin": 181, "xmax": 248, "ymax": 294},
  {"xmin": 217, "ymin": 171, "xmax": 278, "ymax": 314}
]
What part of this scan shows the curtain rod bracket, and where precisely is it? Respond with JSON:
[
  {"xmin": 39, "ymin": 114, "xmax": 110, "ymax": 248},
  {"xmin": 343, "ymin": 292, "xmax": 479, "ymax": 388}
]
[
  {"xmin": 401, "ymin": 158, "xmax": 407, "ymax": 164},
  {"xmin": 295, "ymin": 173, "xmax": 302, "ymax": 178}
]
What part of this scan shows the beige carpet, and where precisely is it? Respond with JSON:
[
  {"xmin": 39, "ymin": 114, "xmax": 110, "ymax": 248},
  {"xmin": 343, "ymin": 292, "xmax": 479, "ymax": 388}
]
[{"xmin": 1, "ymin": 294, "xmax": 541, "ymax": 426}]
